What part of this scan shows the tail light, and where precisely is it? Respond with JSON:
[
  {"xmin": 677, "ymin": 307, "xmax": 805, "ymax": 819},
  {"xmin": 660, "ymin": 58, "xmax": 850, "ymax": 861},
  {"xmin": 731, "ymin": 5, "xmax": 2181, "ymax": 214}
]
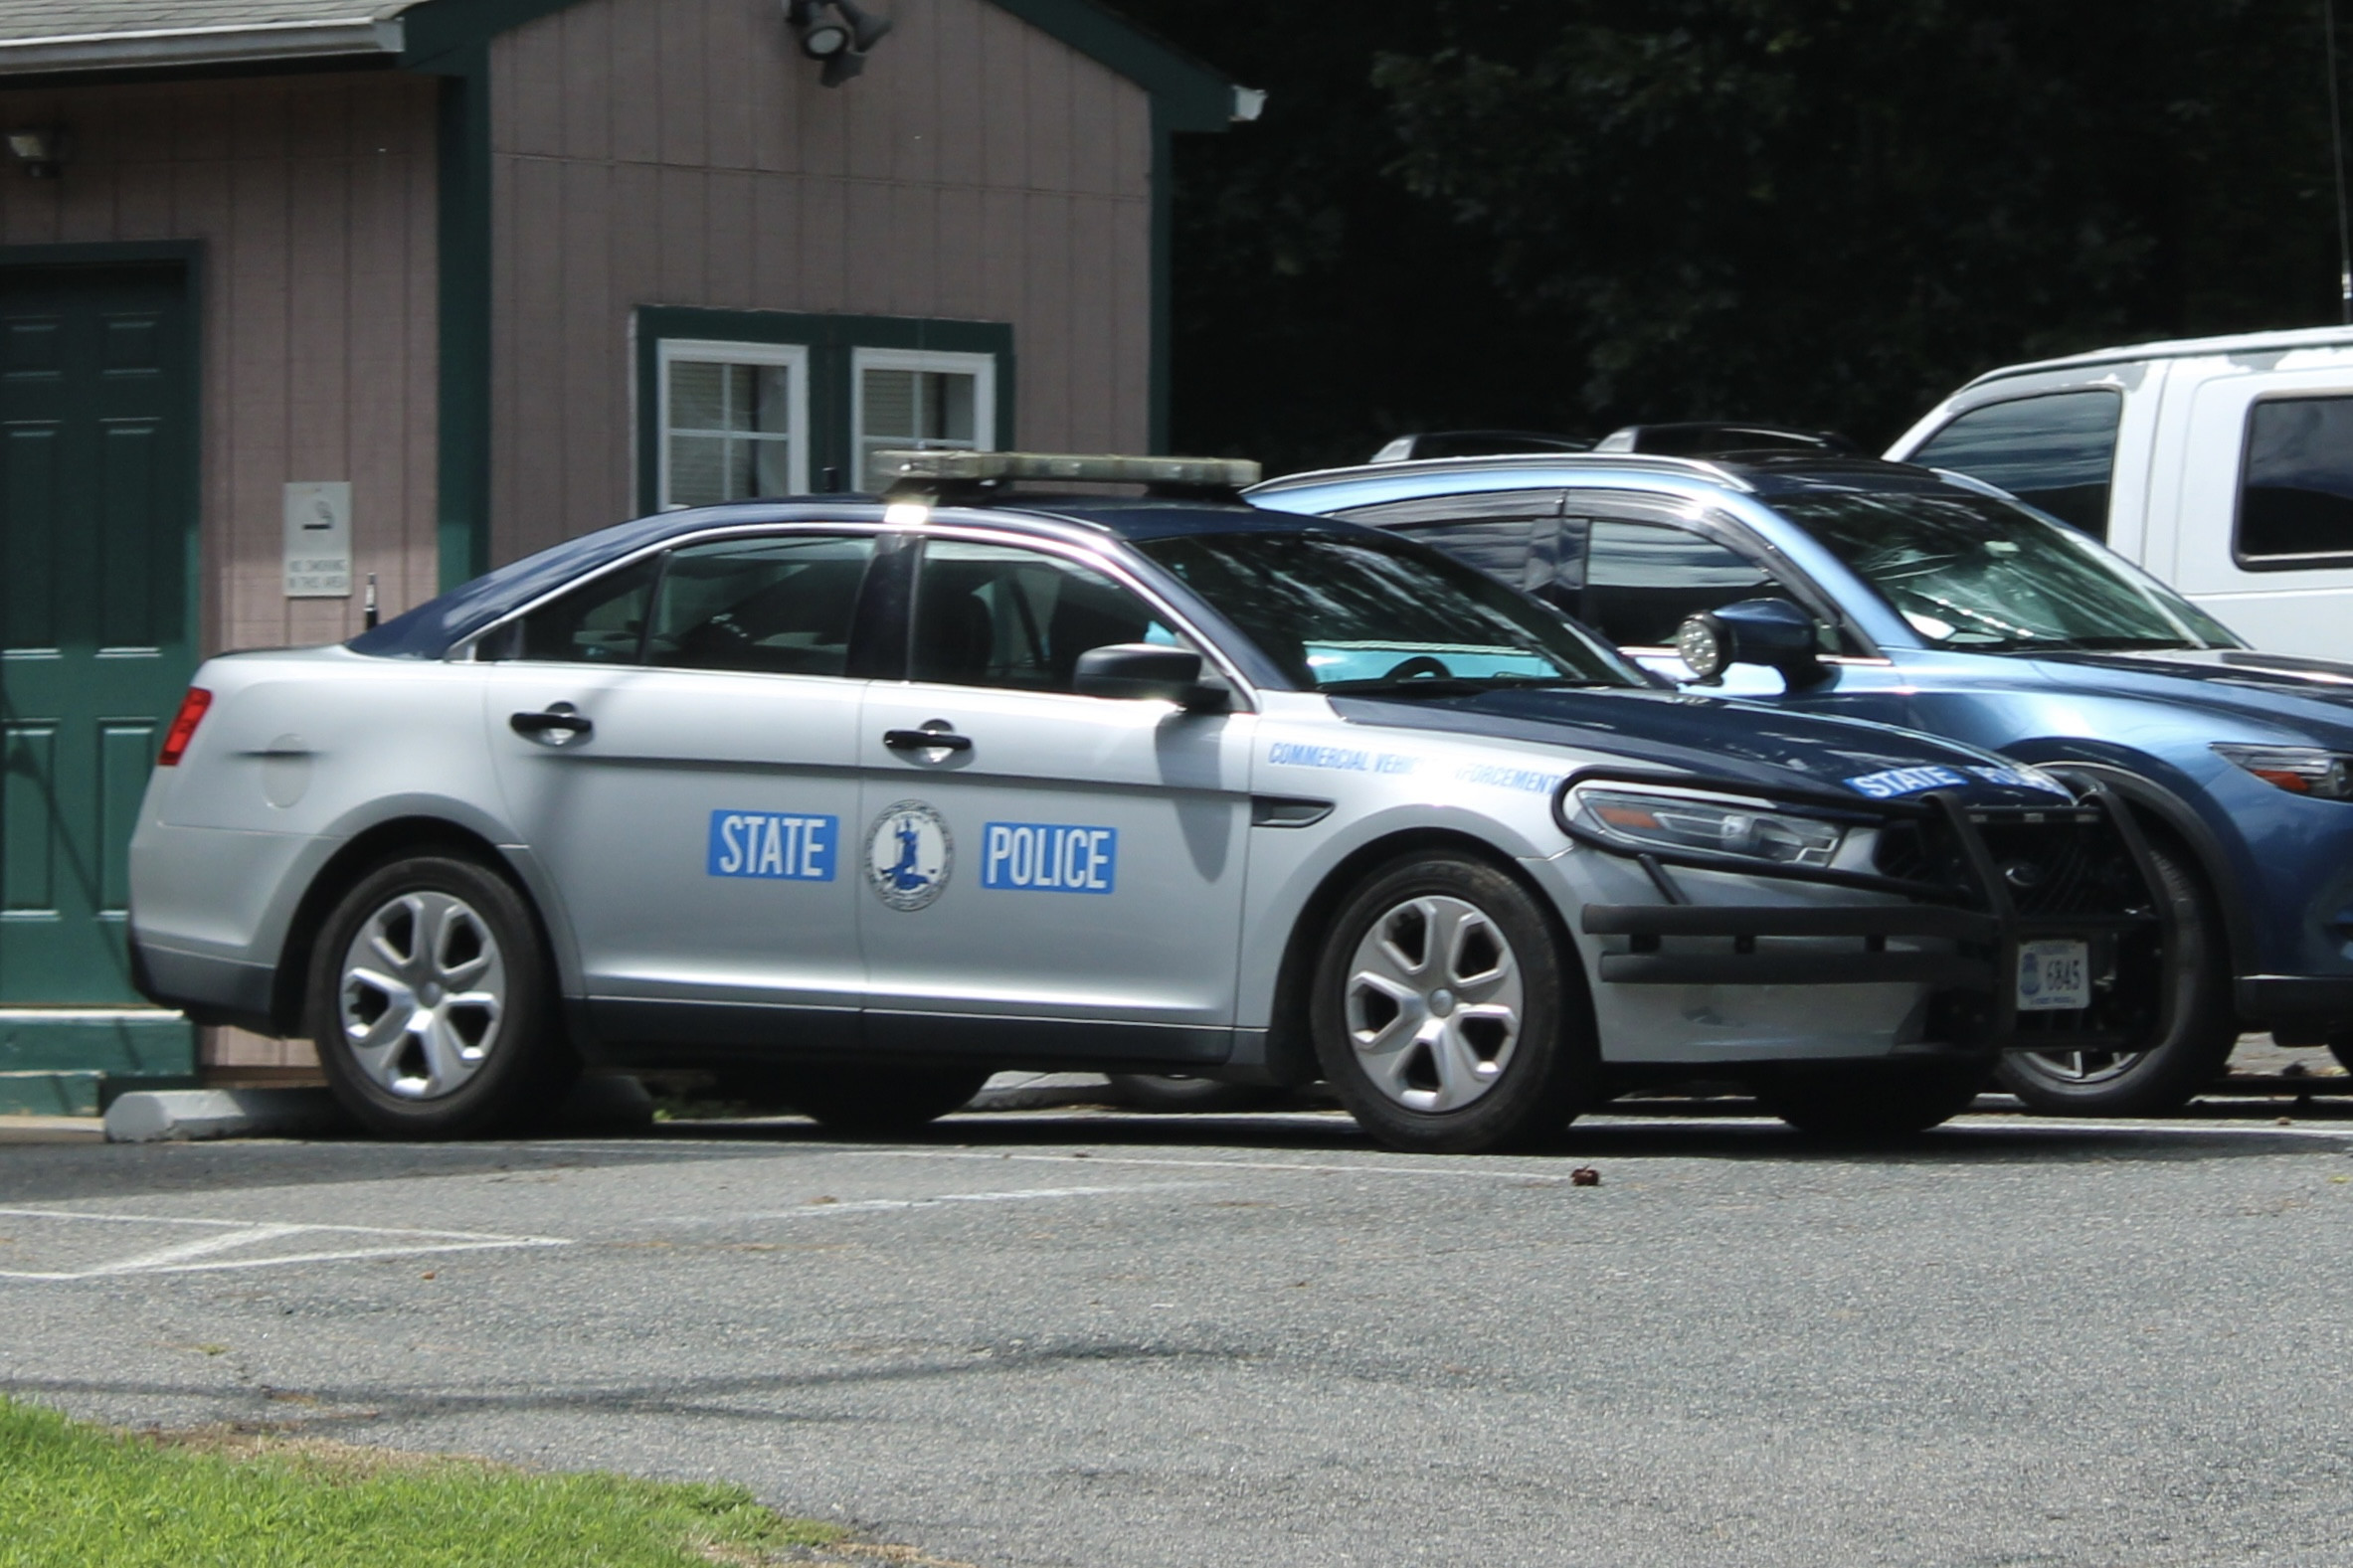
[{"xmin": 158, "ymin": 687, "xmax": 213, "ymax": 767}]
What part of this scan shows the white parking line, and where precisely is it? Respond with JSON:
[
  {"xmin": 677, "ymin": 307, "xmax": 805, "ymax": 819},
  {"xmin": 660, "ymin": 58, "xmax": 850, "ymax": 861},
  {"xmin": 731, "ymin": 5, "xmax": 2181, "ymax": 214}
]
[{"xmin": 0, "ymin": 1206, "xmax": 570, "ymax": 1282}]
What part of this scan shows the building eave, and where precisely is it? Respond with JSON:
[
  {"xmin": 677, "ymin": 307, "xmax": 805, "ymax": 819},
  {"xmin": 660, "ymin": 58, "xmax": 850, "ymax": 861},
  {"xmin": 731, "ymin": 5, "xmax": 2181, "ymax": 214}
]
[{"xmin": 0, "ymin": 16, "xmax": 403, "ymax": 77}]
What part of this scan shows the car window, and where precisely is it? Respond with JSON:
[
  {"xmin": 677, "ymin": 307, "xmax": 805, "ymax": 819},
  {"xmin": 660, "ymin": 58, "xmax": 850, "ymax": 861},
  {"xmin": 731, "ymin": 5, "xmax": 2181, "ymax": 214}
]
[
  {"xmin": 2238, "ymin": 395, "xmax": 2353, "ymax": 566},
  {"xmin": 1335, "ymin": 492, "xmax": 1580, "ymax": 610},
  {"xmin": 1136, "ymin": 529, "xmax": 1637, "ymax": 692},
  {"xmin": 911, "ymin": 540, "xmax": 1183, "ymax": 693},
  {"xmin": 1579, "ymin": 519, "xmax": 1774, "ymax": 648},
  {"xmin": 495, "ymin": 554, "xmax": 661, "ymax": 664},
  {"xmin": 1907, "ymin": 390, "xmax": 2121, "ymax": 539},
  {"xmin": 643, "ymin": 534, "xmax": 874, "ymax": 677}
]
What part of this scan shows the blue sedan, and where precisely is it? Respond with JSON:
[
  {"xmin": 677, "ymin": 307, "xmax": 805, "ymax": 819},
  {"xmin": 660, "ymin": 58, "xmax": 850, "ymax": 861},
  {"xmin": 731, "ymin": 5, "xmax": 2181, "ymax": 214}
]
[{"xmin": 1251, "ymin": 449, "xmax": 2353, "ymax": 1115}]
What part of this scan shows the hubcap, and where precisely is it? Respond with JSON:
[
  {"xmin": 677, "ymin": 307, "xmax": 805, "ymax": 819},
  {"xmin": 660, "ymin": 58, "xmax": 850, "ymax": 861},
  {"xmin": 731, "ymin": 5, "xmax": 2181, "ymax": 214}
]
[
  {"xmin": 2015, "ymin": 1048, "xmax": 2146, "ymax": 1088},
  {"xmin": 337, "ymin": 891, "xmax": 507, "ymax": 1101},
  {"xmin": 1344, "ymin": 894, "xmax": 1524, "ymax": 1113}
]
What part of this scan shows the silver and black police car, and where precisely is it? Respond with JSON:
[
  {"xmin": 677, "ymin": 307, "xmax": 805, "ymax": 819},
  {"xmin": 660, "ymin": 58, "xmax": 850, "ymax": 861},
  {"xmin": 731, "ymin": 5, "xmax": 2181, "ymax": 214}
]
[{"xmin": 129, "ymin": 453, "xmax": 2174, "ymax": 1152}]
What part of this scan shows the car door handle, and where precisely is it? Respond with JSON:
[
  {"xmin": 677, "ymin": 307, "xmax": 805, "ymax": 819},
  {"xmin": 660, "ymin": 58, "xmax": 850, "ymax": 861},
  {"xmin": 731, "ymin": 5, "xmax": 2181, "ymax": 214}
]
[
  {"xmin": 883, "ymin": 727, "xmax": 971, "ymax": 752},
  {"xmin": 511, "ymin": 706, "xmax": 594, "ymax": 745}
]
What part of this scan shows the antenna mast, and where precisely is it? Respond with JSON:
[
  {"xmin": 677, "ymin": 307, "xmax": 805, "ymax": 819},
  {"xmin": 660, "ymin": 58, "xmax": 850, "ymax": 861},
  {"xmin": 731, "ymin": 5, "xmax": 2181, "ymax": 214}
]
[{"xmin": 2328, "ymin": 0, "xmax": 2352, "ymax": 321}]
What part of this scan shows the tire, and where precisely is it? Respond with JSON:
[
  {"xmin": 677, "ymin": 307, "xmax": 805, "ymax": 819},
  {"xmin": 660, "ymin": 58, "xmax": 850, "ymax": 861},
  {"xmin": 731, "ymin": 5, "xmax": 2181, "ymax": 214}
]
[
  {"xmin": 1992, "ymin": 840, "xmax": 2238, "ymax": 1117},
  {"xmin": 1105, "ymin": 1074, "xmax": 1293, "ymax": 1114},
  {"xmin": 308, "ymin": 854, "xmax": 575, "ymax": 1138},
  {"xmin": 1308, "ymin": 851, "xmax": 1596, "ymax": 1154},
  {"xmin": 1757, "ymin": 1058, "xmax": 1993, "ymax": 1137},
  {"xmin": 784, "ymin": 1064, "xmax": 993, "ymax": 1134}
]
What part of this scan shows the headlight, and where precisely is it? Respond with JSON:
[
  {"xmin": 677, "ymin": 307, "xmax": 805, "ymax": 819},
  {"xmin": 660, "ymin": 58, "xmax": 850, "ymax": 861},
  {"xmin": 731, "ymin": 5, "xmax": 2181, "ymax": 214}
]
[
  {"xmin": 2212, "ymin": 744, "xmax": 2353, "ymax": 799},
  {"xmin": 1565, "ymin": 785, "xmax": 1846, "ymax": 867}
]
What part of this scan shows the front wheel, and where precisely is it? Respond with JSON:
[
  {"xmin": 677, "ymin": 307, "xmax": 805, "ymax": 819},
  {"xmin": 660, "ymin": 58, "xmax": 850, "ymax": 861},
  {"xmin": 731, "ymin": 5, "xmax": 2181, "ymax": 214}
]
[
  {"xmin": 1309, "ymin": 852, "xmax": 1596, "ymax": 1154},
  {"xmin": 1757, "ymin": 1059, "xmax": 1993, "ymax": 1137},
  {"xmin": 309, "ymin": 854, "xmax": 574, "ymax": 1138},
  {"xmin": 1993, "ymin": 841, "xmax": 2238, "ymax": 1116}
]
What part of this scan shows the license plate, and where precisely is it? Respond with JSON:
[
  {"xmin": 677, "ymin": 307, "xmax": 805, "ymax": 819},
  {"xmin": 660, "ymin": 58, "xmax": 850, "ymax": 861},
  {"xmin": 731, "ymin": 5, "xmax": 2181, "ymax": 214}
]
[{"xmin": 2016, "ymin": 940, "xmax": 2090, "ymax": 1011}]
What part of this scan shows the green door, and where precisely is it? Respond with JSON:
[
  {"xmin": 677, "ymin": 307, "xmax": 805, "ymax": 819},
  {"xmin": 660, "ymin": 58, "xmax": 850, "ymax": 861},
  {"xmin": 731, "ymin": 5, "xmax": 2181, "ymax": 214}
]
[{"xmin": 1, "ymin": 263, "xmax": 197, "ymax": 1008}]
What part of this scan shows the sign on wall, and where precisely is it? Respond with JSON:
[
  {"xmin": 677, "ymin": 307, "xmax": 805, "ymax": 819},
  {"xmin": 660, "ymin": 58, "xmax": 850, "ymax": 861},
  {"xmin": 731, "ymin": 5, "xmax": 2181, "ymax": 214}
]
[{"xmin": 283, "ymin": 481, "xmax": 352, "ymax": 598}]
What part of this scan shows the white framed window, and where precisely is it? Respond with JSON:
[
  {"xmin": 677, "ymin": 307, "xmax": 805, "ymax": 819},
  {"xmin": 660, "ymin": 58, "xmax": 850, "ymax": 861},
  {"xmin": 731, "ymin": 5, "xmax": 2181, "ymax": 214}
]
[
  {"xmin": 852, "ymin": 347, "xmax": 997, "ymax": 491},
  {"xmin": 656, "ymin": 339, "xmax": 811, "ymax": 508}
]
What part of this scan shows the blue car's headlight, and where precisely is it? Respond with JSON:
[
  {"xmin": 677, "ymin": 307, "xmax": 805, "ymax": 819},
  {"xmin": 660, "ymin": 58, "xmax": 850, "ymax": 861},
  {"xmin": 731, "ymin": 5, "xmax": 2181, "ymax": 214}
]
[
  {"xmin": 1566, "ymin": 785, "xmax": 1846, "ymax": 867},
  {"xmin": 2212, "ymin": 744, "xmax": 2353, "ymax": 800}
]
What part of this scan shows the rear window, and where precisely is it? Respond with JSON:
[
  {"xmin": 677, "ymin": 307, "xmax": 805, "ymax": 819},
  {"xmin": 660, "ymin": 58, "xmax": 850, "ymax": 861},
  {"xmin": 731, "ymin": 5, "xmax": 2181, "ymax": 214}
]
[
  {"xmin": 1908, "ymin": 390, "xmax": 2122, "ymax": 538},
  {"xmin": 2238, "ymin": 396, "xmax": 2353, "ymax": 568}
]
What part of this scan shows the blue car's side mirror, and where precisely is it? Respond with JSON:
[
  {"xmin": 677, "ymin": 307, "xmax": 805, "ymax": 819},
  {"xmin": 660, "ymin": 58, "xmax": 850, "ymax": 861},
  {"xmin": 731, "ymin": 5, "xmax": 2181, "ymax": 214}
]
[{"xmin": 1676, "ymin": 598, "xmax": 1829, "ymax": 689}]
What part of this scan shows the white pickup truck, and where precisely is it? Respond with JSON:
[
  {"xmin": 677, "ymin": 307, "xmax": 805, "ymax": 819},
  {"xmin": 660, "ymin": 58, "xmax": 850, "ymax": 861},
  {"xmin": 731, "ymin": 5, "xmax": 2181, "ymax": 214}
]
[{"xmin": 1888, "ymin": 326, "xmax": 2353, "ymax": 657}]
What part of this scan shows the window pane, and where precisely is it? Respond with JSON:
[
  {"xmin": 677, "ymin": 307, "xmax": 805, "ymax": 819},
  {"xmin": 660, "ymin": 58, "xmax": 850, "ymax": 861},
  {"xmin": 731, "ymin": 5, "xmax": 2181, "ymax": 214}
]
[
  {"xmin": 862, "ymin": 368, "xmax": 917, "ymax": 439},
  {"xmin": 752, "ymin": 436, "xmax": 795, "ymax": 498},
  {"xmin": 2241, "ymin": 396, "xmax": 2353, "ymax": 562},
  {"xmin": 669, "ymin": 361, "xmax": 727, "ymax": 432},
  {"xmin": 912, "ymin": 541, "xmax": 1175, "ymax": 692},
  {"xmin": 1908, "ymin": 390, "xmax": 2122, "ymax": 538},
  {"xmin": 723, "ymin": 364, "xmax": 758, "ymax": 432},
  {"xmin": 1581, "ymin": 519, "xmax": 1773, "ymax": 647},
  {"xmin": 749, "ymin": 365, "xmax": 792, "ymax": 435},
  {"xmin": 927, "ymin": 371, "xmax": 977, "ymax": 442},
  {"xmin": 646, "ymin": 534, "xmax": 874, "ymax": 676},
  {"xmin": 669, "ymin": 434, "xmax": 730, "ymax": 508},
  {"xmin": 511, "ymin": 555, "xmax": 658, "ymax": 664}
]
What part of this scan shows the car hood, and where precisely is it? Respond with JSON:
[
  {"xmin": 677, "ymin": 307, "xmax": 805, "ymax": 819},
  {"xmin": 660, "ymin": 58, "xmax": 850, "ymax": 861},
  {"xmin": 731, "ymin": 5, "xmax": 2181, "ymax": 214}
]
[
  {"xmin": 1330, "ymin": 686, "xmax": 2073, "ymax": 806},
  {"xmin": 2028, "ymin": 648, "xmax": 2353, "ymax": 739}
]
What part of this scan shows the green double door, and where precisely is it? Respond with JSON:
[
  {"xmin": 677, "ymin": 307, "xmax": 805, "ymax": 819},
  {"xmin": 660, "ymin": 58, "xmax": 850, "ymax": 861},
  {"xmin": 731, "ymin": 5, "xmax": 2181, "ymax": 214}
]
[{"xmin": 1, "ymin": 263, "xmax": 196, "ymax": 1007}]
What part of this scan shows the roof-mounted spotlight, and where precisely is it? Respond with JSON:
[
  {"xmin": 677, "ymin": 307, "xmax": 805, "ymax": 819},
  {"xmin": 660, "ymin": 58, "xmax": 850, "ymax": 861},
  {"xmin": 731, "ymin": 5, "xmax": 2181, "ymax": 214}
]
[{"xmin": 785, "ymin": 0, "xmax": 892, "ymax": 87}]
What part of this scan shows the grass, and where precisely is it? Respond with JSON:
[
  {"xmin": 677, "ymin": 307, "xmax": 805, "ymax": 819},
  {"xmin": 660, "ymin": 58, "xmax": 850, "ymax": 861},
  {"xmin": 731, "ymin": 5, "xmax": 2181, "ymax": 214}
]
[{"xmin": 0, "ymin": 1396, "xmax": 846, "ymax": 1567}]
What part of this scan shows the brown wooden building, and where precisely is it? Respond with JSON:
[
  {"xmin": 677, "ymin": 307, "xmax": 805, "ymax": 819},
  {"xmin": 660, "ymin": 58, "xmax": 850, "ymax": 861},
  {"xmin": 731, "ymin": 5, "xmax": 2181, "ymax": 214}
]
[{"xmin": 0, "ymin": 0, "xmax": 1241, "ymax": 1109}]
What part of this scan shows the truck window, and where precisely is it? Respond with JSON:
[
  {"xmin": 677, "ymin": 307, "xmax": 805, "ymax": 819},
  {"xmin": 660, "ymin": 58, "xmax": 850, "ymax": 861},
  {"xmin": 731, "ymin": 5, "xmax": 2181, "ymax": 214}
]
[
  {"xmin": 1336, "ymin": 491, "xmax": 1577, "ymax": 612},
  {"xmin": 2239, "ymin": 396, "xmax": 2353, "ymax": 568},
  {"xmin": 1908, "ymin": 390, "xmax": 2121, "ymax": 539}
]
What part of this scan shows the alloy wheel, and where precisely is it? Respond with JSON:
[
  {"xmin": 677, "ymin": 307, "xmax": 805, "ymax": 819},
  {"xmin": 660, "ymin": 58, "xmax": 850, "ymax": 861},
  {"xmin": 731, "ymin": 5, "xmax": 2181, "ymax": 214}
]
[
  {"xmin": 337, "ymin": 891, "xmax": 508, "ymax": 1100},
  {"xmin": 1343, "ymin": 894, "xmax": 1525, "ymax": 1113}
]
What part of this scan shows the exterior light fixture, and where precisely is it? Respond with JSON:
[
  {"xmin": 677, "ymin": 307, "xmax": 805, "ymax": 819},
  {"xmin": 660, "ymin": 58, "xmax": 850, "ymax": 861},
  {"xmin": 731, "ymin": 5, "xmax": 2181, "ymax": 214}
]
[
  {"xmin": 784, "ymin": 0, "xmax": 892, "ymax": 87},
  {"xmin": 7, "ymin": 127, "xmax": 66, "ymax": 178}
]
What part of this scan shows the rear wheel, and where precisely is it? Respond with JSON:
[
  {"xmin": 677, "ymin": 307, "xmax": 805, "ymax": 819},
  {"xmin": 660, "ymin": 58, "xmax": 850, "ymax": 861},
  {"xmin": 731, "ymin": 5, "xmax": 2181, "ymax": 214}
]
[
  {"xmin": 783, "ymin": 1064, "xmax": 992, "ymax": 1134},
  {"xmin": 1309, "ymin": 852, "xmax": 1595, "ymax": 1154},
  {"xmin": 1993, "ymin": 841, "xmax": 2237, "ymax": 1116},
  {"xmin": 1757, "ymin": 1058, "xmax": 1993, "ymax": 1137},
  {"xmin": 309, "ymin": 854, "xmax": 574, "ymax": 1138}
]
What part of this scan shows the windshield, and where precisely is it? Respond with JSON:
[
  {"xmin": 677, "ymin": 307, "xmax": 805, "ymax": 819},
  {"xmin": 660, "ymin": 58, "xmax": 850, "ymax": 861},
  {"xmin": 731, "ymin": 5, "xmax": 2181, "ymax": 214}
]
[
  {"xmin": 1771, "ymin": 488, "xmax": 2242, "ymax": 652},
  {"xmin": 1137, "ymin": 529, "xmax": 1639, "ymax": 693}
]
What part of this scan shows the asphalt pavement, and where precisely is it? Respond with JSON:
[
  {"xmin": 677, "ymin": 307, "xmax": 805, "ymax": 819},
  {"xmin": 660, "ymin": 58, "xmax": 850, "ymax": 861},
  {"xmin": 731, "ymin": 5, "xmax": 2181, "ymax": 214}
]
[{"xmin": 6, "ymin": 1097, "xmax": 2353, "ymax": 1567}]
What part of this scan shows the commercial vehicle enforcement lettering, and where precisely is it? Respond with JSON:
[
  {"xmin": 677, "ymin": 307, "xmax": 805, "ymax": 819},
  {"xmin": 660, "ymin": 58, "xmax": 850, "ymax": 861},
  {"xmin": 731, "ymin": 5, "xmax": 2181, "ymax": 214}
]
[
  {"xmin": 982, "ymin": 821, "xmax": 1118, "ymax": 894},
  {"xmin": 707, "ymin": 810, "xmax": 839, "ymax": 881}
]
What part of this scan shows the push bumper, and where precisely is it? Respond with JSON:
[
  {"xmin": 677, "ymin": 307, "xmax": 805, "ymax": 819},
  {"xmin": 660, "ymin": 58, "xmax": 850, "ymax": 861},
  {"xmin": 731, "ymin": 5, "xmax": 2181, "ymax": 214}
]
[{"xmin": 1557, "ymin": 769, "xmax": 2174, "ymax": 1053}]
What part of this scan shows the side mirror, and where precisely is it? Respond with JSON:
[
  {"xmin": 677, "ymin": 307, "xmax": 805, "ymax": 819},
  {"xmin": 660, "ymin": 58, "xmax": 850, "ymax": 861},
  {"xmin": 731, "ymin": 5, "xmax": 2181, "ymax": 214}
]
[
  {"xmin": 1675, "ymin": 598, "xmax": 1829, "ymax": 688},
  {"xmin": 1073, "ymin": 643, "xmax": 1231, "ymax": 711}
]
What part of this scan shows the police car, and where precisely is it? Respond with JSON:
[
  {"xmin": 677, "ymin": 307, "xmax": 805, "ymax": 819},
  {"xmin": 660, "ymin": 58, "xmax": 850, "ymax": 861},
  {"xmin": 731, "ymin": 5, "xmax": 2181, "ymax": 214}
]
[{"xmin": 128, "ymin": 453, "xmax": 2171, "ymax": 1152}]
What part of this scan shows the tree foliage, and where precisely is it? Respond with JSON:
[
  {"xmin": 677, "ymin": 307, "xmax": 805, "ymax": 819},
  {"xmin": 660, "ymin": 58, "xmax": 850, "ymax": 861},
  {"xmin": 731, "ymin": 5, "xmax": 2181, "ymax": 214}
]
[{"xmin": 1115, "ymin": 0, "xmax": 2347, "ymax": 472}]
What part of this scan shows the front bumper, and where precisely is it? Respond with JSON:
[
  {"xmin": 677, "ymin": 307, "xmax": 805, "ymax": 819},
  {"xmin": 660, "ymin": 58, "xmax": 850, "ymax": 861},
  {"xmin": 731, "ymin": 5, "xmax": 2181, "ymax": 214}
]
[{"xmin": 1556, "ymin": 769, "xmax": 2173, "ymax": 1054}]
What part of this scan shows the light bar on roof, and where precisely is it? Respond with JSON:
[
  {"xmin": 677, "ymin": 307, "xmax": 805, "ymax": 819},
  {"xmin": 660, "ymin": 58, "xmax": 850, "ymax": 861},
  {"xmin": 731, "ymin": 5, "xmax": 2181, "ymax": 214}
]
[{"xmin": 873, "ymin": 449, "xmax": 1261, "ymax": 488}]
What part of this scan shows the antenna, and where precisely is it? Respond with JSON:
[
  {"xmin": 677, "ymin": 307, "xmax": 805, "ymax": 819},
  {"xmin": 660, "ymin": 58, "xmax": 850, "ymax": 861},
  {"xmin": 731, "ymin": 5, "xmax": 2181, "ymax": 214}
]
[
  {"xmin": 2328, "ymin": 0, "xmax": 2352, "ymax": 322},
  {"xmin": 363, "ymin": 572, "xmax": 379, "ymax": 630}
]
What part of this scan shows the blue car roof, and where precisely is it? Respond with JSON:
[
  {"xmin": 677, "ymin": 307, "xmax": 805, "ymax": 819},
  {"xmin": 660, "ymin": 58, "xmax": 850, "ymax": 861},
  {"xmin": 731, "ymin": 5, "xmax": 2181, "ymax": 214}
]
[{"xmin": 346, "ymin": 494, "xmax": 1359, "ymax": 660}]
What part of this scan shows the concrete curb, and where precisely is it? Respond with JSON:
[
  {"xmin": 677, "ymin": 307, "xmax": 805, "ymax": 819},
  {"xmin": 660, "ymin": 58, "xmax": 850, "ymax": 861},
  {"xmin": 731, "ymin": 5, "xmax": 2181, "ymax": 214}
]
[
  {"xmin": 967, "ymin": 1072, "xmax": 1116, "ymax": 1112},
  {"xmin": 104, "ymin": 1075, "xmax": 656, "ymax": 1142}
]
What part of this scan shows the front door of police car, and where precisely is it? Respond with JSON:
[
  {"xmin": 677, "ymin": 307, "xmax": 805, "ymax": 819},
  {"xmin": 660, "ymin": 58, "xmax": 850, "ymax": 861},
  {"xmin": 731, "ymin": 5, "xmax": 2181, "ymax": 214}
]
[
  {"xmin": 856, "ymin": 539, "xmax": 1255, "ymax": 1063},
  {"xmin": 482, "ymin": 532, "xmax": 874, "ymax": 1045}
]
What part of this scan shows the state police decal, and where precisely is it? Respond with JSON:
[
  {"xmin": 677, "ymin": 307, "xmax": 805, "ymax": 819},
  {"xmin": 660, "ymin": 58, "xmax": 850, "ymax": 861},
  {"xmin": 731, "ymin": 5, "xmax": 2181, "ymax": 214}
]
[{"xmin": 864, "ymin": 799, "xmax": 953, "ymax": 911}]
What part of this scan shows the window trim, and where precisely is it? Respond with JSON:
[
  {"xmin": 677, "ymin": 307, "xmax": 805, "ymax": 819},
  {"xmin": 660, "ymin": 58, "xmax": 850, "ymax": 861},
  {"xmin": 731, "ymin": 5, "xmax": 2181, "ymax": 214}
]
[
  {"xmin": 850, "ymin": 346, "xmax": 1000, "ymax": 492},
  {"xmin": 655, "ymin": 338, "xmax": 812, "ymax": 509},
  {"xmin": 2231, "ymin": 391, "xmax": 2353, "ymax": 574}
]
